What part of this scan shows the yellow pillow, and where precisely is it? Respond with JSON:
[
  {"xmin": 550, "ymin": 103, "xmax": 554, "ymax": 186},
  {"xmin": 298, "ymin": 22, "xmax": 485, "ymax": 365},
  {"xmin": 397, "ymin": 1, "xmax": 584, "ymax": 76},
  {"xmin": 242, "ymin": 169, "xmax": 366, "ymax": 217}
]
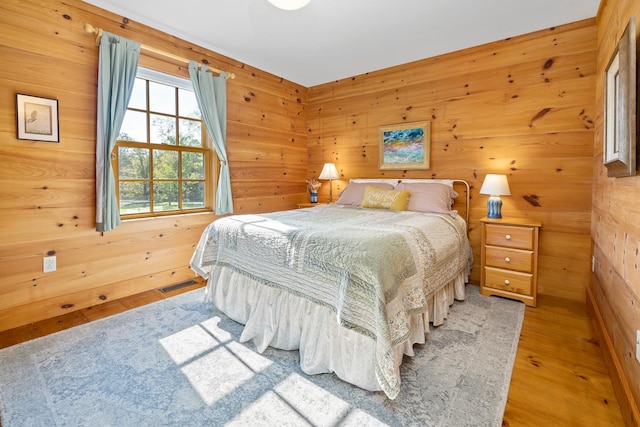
[{"xmin": 361, "ymin": 186, "xmax": 411, "ymax": 211}]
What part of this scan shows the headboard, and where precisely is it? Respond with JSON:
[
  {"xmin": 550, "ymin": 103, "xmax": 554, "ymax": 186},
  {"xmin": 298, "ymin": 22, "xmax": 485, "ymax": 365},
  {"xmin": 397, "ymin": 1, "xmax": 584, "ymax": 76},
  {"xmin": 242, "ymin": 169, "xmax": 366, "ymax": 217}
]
[
  {"xmin": 452, "ymin": 180, "xmax": 470, "ymax": 228},
  {"xmin": 347, "ymin": 178, "xmax": 471, "ymax": 229}
]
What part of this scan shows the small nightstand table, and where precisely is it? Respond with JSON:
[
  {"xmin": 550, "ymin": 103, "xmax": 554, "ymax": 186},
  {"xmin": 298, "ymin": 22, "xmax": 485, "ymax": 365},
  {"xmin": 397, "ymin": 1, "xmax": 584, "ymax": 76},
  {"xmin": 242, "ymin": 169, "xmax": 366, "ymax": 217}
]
[
  {"xmin": 480, "ymin": 217, "xmax": 542, "ymax": 307},
  {"xmin": 297, "ymin": 202, "xmax": 326, "ymax": 209}
]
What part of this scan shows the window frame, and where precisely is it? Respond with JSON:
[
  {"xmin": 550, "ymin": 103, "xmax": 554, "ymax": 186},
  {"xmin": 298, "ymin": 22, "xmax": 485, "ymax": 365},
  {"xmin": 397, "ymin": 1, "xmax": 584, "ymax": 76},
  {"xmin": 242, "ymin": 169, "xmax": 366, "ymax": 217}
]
[{"xmin": 113, "ymin": 67, "xmax": 216, "ymax": 220}]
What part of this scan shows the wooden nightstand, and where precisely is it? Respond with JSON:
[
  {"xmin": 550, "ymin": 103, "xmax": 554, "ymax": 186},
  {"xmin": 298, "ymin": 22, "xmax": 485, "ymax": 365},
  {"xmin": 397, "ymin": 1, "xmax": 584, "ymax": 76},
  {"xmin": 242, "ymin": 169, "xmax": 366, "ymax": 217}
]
[{"xmin": 480, "ymin": 217, "xmax": 541, "ymax": 307}]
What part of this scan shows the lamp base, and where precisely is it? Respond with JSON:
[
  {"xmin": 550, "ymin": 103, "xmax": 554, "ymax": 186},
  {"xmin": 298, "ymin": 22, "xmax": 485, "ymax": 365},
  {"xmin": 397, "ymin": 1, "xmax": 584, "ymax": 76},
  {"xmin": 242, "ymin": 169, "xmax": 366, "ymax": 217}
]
[
  {"xmin": 328, "ymin": 179, "xmax": 333, "ymax": 203},
  {"xmin": 486, "ymin": 196, "xmax": 503, "ymax": 219}
]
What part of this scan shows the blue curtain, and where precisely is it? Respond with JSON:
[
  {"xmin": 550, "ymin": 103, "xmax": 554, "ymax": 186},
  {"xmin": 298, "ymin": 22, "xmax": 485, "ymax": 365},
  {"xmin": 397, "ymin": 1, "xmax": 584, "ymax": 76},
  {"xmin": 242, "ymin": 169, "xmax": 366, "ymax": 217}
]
[
  {"xmin": 95, "ymin": 32, "xmax": 140, "ymax": 232},
  {"xmin": 188, "ymin": 61, "xmax": 233, "ymax": 215}
]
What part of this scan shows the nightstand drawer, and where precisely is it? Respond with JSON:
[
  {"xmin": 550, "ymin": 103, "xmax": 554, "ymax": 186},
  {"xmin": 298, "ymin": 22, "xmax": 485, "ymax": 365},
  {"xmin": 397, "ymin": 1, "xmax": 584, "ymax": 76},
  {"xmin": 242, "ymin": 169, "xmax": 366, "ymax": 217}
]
[
  {"xmin": 484, "ymin": 247, "xmax": 533, "ymax": 272},
  {"xmin": 485, "ymin": 224, "xmax": 535, "ymax": 250},
  {"xmin": 484, "ymin": 267, "xmax": 533, "ymax": 296}
]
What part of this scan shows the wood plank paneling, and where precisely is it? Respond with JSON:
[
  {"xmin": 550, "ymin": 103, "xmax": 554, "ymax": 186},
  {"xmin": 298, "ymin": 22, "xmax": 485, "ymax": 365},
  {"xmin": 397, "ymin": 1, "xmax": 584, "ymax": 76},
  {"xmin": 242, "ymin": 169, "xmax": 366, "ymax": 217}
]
[
  {"xmin": 590, "ymin": 0, "xmax": 640, "ymax": 424},
  {"xmin": 0, "ymin": 0, "xmax": 308, "ymax": 332},
  {"xmin": 307, "ymin": 19, "xmax": 597, "ymax": 298}
]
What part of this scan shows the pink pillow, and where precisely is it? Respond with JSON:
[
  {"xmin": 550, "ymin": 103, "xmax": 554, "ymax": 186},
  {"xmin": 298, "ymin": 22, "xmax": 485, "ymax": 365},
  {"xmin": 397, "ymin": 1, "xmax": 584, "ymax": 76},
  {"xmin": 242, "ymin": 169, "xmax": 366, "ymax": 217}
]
[
  {"xmin": 395, "ymin": 182, "xmax": 457, "ymax": 213},
  {"xmin": 336, "ymin": 182, "xmax": 394, "ymax": 206}
]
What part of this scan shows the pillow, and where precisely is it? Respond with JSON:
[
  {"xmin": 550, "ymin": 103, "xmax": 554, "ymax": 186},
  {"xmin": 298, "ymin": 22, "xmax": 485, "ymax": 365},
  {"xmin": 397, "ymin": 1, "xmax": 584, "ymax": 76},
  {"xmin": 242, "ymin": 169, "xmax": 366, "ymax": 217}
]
[
  {"xmin": 395, "ymin": 182, "xmax": 457, "ymax": 213},
  {"xmin": 336, "ymin": 182, "xmax": 394, "ymax": 206},
  {"xmin": 361, "ymin": 186, "xmax": 411, "ymax": 211},
  {"xmin": 399, "ymin": 179, "xmax": 454, "ymax": 187},
  {"xmin": 349, "ymin": 178, "xmax": 399, "ymax": 186}
]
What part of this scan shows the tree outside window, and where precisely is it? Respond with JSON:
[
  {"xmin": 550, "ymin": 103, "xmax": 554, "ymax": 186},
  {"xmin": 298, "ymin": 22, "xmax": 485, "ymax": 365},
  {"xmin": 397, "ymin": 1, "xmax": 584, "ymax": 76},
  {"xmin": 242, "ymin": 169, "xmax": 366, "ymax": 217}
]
[{"xmin": 115, "ymin": 70, "xmax": 213, "ymax": 217}]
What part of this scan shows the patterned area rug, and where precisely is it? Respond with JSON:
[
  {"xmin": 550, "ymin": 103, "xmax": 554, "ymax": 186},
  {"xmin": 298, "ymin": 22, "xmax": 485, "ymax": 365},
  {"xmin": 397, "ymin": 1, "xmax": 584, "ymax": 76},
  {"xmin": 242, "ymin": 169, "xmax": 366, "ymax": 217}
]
[{"xmin": 0, "ymin": 285, "xmax": 524, "ymax": 427}]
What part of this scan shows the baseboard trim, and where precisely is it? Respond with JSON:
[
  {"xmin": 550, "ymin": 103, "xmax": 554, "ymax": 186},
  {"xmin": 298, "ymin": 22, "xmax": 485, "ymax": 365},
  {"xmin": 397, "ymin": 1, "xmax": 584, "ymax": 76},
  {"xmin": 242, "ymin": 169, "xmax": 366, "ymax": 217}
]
[{"xmin": 586, "ymin": 284, "xmax": 639, "ymax": 427}]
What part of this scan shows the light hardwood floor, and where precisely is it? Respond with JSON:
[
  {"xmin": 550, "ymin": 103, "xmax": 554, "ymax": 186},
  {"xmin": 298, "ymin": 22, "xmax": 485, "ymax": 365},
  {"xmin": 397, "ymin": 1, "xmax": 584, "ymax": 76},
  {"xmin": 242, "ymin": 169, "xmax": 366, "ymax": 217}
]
[{"xmin": 0, "ymin": 282, "xmax": 625, "ymax": 426}]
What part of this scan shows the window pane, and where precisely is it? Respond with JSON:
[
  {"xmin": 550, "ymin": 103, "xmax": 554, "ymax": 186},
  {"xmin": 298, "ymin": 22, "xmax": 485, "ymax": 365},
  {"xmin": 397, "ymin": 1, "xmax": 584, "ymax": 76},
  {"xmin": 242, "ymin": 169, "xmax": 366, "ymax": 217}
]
[
  {"xmin": 117, "ymin": 69, "xmax": 212, "ymax": 218},
  {"xmin": 182, "ymin": 151, "xmax": 204, "ymax": 179},
  {"xmin": 153, "ymin": 181, "xmax": 179, "ymax": 211},
  {"xmin": 179, "ymin": 118, "xmax": 202, "ymax": 147},
  {"xmin": 149, "ymin": 81, "xmax": 175, "ymax": 115},
  {"xmin": 153, "ymin": 149, "xmax": 179, "ymax": 179},
  {"xmin": 150, "ymin": 114, "xmax": 176, "ymax": 145},
  {"xmin": 179, "ymin": 89, "xmax": 201, "ymax": 119},
  {"xmin": 119, "ymin": 110, "xmax": 147, "ymax": 142},
  {"xmin": 118, "ymin": 147, "xmax": 149, "ymax": 179},
  {"xmin": 119, "ymin": 181, "xmax": 150, "ymax": 214},
  {"xmin": 129, "ymin": 78, "xmax": 147, "ymax": 110},
  {"xmin": 183, "ymin": 181, "xmax": 205, "ymax": 209}
]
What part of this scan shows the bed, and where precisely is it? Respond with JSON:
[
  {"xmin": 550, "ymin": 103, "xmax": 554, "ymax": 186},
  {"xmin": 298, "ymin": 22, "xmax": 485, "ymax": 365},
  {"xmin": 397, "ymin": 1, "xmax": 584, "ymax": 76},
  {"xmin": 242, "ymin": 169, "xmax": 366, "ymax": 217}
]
[{"xmin": 190, "ymin": 179, "xmax": 473, "ymax": 399}]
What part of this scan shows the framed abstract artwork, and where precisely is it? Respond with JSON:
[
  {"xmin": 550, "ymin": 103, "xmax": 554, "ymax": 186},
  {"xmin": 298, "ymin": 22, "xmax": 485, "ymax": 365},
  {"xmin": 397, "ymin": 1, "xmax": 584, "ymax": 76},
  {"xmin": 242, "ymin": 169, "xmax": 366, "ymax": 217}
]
[
  {"xmin": 378, "ymin": 121, "xmax": 430, "ymax": 170},
  {"xmin": 16, "ymin": 94, "xmax": 59, "ymax": 142},
  {"xmin": 603, "ymin": 17, "xmax": 636, "ymax": 177}
]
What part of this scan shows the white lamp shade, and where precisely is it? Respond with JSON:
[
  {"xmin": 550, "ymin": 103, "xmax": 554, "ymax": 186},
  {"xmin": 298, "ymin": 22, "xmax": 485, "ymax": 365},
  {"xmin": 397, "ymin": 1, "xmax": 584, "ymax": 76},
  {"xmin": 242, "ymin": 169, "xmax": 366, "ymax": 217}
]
[
  {"xmin": 266, "ymin": 0, "xmax": 311, "ymax": 10},
  {"xmin": 480, "ymin": 174, "xmax": 511, "ymax": 196},
  {"xmin": 318, "ymin": 163, "xmax": 339, "ymax": 180}
]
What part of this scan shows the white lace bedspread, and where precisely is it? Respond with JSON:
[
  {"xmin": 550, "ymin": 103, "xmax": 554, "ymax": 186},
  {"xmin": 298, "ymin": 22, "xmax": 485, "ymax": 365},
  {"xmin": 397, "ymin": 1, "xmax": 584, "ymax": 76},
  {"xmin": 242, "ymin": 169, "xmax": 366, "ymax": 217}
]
[{"xmin": 191, "ymin": 205, "xmax": 473, "ymax": 398}]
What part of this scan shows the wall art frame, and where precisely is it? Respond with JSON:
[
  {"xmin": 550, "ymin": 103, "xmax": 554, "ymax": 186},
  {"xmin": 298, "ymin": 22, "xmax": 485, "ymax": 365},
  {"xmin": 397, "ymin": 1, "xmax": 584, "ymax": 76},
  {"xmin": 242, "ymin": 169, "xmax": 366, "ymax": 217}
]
[
  {"xmin": 603, "ymin": 17, "xmax": 636, "ymax": 177},
  {"xmin": 378, "ymin": 120, "xmax": 430, "ymax": 170},
  {"xmin": 16, "ymin": 94, "xmax": 59, "ymax": 143}
]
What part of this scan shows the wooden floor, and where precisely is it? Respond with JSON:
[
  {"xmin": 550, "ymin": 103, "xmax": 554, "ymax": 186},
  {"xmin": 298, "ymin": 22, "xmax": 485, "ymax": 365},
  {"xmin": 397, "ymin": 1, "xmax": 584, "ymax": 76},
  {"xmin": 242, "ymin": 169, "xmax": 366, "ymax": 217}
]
[{"xmin": 0, "ymin": 283, "xmax": 625, "ymax": 426}]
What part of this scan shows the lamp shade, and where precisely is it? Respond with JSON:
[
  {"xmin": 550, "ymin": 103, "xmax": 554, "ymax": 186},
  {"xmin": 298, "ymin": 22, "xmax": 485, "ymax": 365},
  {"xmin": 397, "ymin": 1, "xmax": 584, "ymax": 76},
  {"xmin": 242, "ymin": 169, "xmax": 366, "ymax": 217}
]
[
  {"xmin": 318, "ymin": 163, "xmax": 339, "ymax": 180},
  {"xmin": 479, "ymin": 174, "xmax": 511, "ymax": 196},
  {"xmin": 266, "ymin": 0, "xmax": 311, "ymax": 10}
]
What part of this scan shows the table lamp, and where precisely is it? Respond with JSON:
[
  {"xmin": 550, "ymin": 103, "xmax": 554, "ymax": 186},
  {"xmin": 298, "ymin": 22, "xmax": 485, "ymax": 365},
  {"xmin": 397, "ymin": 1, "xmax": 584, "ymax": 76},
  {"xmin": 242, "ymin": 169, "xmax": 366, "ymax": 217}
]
[
  {"xmin": 480, "ymin": 174, "xmax": 511, "ymax": 218},
  {"xmin": 318, "ymin": 163, "xmax": 339, "ymax": 202}
]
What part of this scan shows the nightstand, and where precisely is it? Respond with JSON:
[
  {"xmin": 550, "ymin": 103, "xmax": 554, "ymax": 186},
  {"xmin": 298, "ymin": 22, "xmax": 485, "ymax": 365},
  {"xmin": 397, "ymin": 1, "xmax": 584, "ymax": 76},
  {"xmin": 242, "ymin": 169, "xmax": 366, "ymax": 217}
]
[{"xmin": 480, "ymin": 217, "xmax": 541, "ymax": 307}]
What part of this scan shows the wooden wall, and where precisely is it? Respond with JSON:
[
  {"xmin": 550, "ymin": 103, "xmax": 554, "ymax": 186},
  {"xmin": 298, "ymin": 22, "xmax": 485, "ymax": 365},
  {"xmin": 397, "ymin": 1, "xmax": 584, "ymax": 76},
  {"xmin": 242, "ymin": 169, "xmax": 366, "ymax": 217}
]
[
  {"xmin": 307, "ymin": 19, "xmax": 597, "ymax": 299},
  {"xmin": 590, "ymin": 0, "xmax": 640, "ymax": 424},
  {"xmin": 0, "ymin": 0, "xmax": 308, "ymax": 332}
]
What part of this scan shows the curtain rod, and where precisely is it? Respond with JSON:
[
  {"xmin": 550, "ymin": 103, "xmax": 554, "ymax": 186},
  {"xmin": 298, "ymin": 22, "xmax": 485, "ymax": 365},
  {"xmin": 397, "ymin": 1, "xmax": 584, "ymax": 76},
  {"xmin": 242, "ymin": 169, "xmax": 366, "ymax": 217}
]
[{"xmin": 83, "ymin": 24, "xmax": 235, "ymax": 80}]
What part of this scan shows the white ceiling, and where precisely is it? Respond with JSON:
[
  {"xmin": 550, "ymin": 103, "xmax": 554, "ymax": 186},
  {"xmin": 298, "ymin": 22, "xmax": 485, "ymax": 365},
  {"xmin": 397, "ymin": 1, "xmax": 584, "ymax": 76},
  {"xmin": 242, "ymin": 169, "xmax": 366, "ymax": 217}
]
[{"xmin": 83, "ymin": 0, "xmax": 600, "ymax": 87}]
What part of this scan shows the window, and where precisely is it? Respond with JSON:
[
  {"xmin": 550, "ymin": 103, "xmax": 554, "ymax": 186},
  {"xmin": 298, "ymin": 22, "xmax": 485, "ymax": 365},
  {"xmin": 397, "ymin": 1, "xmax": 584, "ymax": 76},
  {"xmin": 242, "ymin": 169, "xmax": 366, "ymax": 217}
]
[{"xmin": 116, "ymin": 68, "xmax": 213, "ymax": 218}]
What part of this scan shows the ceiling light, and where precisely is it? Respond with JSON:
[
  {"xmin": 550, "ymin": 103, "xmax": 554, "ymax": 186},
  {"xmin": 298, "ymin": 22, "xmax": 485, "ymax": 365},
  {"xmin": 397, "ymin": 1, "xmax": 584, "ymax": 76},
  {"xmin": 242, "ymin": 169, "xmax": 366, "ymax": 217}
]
[{"xmin": 267, "ymin": 0, "xmax": 311, "ymax": 11}]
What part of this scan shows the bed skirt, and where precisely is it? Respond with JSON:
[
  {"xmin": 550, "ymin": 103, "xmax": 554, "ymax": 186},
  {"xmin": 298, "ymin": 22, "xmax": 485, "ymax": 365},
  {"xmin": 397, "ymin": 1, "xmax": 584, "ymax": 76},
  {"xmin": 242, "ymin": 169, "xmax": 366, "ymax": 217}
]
[{"xmin": 205, "ymin": 267, "xmax": 467, "ymax": 398}]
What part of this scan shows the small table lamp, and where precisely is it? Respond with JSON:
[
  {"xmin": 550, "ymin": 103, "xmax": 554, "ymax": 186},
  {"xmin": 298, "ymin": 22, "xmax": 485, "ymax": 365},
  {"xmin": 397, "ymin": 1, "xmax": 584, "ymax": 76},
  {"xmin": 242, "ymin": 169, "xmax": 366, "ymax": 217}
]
[
  {"xmin": 318, "ymin": 163, "xmax": 339, "ymax": 202},
  {"xmin": 480, "ymin": 174, "xmax": 511, "ymax": 218}
]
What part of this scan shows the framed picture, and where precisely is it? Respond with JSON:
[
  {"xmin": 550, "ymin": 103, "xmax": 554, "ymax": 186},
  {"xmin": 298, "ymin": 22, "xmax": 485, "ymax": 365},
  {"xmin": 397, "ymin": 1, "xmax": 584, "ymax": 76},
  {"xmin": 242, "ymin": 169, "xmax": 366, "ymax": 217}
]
[
  {"xmin": 603, "ymin": 17, "xmax": 636, "ymax": 177},
  {"xmin": 378, "ymin": 121, "xmax": 430, "ymax": 170},
  {"xmin": 16, "ymin": 94, "xmax": 59, "ymax": 142}
]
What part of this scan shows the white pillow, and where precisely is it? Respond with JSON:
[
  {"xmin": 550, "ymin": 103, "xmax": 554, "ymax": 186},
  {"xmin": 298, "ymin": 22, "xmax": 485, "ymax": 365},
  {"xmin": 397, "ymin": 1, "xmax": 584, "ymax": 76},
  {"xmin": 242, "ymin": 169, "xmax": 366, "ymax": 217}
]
[
  {"xmin": 350, "ymin": 178, "xmax": 399, "ymax": 186},
  {"xmin": 398, "ymin": 179, "xmax": 454, "ymax": 187}
]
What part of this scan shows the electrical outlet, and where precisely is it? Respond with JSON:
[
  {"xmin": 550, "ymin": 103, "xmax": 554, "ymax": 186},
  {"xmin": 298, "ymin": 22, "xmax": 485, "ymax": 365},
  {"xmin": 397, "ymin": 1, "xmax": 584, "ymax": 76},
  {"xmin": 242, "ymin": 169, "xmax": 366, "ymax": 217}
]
[
  {"xmin": 43, "ymin": 256, "xmax": 56, "ymax": 273},
  {"xmin": 636, "ymin": 330, "xmax": 640, "ymax": 364},
  {"xmin": 591, "ymin": 256, "xmax": 595, "ymax": 272}
]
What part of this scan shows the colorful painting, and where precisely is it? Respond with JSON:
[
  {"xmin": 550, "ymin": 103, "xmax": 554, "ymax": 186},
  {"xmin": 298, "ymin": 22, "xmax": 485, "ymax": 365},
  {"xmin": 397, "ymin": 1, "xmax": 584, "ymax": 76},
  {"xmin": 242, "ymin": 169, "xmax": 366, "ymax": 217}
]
[{"xmin": 378, "ymin": 121, "xmax": 430, "ymax": 170}]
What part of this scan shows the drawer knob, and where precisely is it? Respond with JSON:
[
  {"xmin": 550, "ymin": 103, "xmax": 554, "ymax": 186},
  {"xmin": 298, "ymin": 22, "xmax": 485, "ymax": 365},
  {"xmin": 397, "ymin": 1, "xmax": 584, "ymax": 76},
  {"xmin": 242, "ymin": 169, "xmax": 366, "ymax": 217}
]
[
  {"xmin": 505, "ymin": 234, "xmax": 511, "ymax": 240},
  {"xmin": 504, "ymin": 279, "xmax": 510, "ymax": 285},
  {"xmin": 504, "ymin": 257, "xmax": 511, "ymax": 263}
]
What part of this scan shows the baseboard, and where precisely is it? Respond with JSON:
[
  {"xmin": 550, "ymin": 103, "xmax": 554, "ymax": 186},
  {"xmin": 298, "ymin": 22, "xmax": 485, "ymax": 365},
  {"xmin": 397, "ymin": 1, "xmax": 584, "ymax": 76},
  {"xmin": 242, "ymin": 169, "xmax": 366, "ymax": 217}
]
[{"xmin": 586, "ymin": 285, "xmax": 640, "ymax": 427}]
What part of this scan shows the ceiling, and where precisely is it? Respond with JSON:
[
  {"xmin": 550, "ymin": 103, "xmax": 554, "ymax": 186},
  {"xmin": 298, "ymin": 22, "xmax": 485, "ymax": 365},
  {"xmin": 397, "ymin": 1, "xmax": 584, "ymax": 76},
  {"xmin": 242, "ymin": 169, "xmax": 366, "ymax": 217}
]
[{"xmin": 82, "ymin": 0, "xmax": 600, "ymax": 87}]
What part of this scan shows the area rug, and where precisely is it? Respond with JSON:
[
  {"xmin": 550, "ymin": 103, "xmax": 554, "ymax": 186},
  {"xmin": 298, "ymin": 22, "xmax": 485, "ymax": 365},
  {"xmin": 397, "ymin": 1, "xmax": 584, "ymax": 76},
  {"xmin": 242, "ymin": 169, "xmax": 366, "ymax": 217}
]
[{"xmin": 0, "ymin": 285, "xmax": 524, "ymax": 427}]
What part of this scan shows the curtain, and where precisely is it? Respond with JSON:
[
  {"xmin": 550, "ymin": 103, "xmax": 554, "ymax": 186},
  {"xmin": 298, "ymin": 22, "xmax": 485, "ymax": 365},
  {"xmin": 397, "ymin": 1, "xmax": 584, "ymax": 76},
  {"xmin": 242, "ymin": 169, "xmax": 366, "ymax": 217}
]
[
  {"xmin": 188, "ymin": 61, "xmax": 233, "ymax": 215},
  {"xmin": 95, "ymin": 32, "xmax": 140, "ymax": 232}
]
